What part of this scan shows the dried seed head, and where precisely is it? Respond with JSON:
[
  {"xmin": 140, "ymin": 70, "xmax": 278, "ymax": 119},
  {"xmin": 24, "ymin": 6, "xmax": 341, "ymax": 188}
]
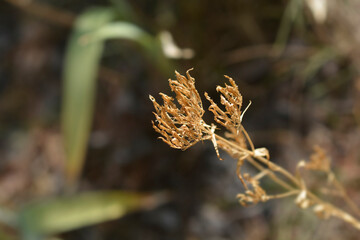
[
  {"xmin": 237, "ymin": 174, "xmax": 269, "ymax": 206},
  {"xmin": 306, "ymin": 145, "xmax": 331, "ymax": 172},
  {"xmin": 150, "ymin": 69, "xmax": 207, "ymax": 150},
  {"xmin": 205, "ymin": 76, "xmax": 246, "ymax": 147}
]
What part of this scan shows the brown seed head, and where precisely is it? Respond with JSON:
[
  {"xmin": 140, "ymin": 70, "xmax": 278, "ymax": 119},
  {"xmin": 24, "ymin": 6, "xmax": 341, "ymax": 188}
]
[
  {"xmin": 205, "ymin": 76, "xmax": 246, "ymax": 147},
  {"xmin": 237, "ymin": 174, "xmax": 269, "ymax": 206},
  {"xmin": 149, "ymin": 69, "xmax": 207, "ymax": 150},
  {"xmin": 306, "ymin": 145, "xmax": 331, "ymax": 172}
]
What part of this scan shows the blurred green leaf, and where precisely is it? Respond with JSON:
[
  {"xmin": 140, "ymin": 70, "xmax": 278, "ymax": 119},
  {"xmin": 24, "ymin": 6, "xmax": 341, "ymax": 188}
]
[
  {"xmin": 273, "ymin": 0, "xmax": 303, "ymax": 53},
  {"xmin": 62, "ymin": 7, "xmax": 116, "ymax": 186},
  {"xmin": 89, "ymin": 22, "xmax": 171, "ymax": 73},
  {"xmin": 19, "ymin": 191, "xmax": 168, "ymax": 240},
  {"xmin": 89, "ymin": 22, "xmax": 152, "ymax": 44},
  {"xmin": 62, "ymin": 6, "xmax": 172, "ymax": 188}
]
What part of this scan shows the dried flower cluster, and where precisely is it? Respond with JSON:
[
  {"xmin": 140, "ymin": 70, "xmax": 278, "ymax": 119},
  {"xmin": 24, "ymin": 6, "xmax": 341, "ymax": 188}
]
[
  {"xmin": 150, "ymin": 69, "xmax": 360, "ymax": 230},
  {"xmin": 149, "ymin": 70, "xmax": 206, "ymax": 150}
]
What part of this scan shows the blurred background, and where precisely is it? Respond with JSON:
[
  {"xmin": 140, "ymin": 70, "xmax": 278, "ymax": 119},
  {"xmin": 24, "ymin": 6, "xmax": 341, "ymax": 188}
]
[{"xmin": 1, "ymin": 0, "xmax": 360, "ymax": 239}]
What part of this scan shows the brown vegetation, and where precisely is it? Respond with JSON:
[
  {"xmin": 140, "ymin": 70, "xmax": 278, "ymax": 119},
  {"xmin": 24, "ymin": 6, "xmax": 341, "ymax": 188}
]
[{"xmin": 151, "ymin": 69, "xmax": 360, "ymax": 230}]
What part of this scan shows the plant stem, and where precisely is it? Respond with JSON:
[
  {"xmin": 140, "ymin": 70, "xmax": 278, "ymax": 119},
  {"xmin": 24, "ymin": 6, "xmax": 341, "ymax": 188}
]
[
  {"xmin": 330, "ymin": 172, "xmax": 360, "ymax": 217},
  {"xmin": 210, "ymin": 129, "xmax": 360, "ymax": 230}
]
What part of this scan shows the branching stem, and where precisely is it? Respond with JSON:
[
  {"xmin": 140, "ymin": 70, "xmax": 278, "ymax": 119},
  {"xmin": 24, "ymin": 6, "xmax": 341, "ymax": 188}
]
[{"xmin": 151, "ymin": 69, "xmax": 360, "ymax": 230}]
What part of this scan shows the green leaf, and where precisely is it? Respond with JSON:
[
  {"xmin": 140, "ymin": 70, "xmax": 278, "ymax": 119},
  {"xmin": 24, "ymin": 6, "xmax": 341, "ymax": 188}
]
[
  {"xmin": 89, "ymin": 22, "xmax": 152, "ymax": 43},
  {"xmin": 62, "ymin": 7, "xmax": 172, "ymax": 187},
  {"xmin": 88, "ymin": 22, "xmax": 171, "ymax": 73},
  {"xmin": 62, "ymin": 7, "xmax": 116, "ymax": 186},
  {"xmin": 19, "ymin": 191, "xmax": 168, "ymax": 240}
]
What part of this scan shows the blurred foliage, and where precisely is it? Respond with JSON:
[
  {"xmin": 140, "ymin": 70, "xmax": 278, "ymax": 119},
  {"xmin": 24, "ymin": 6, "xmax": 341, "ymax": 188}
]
[
  {"xmin": 62, "ymin": 5, "xmax": 170, "ymax": 187},
  {"xmin": 1, "ymin": 0, "xmax": 173, "ymax": 238},
  {"xmin": 62, "ymin": 7, "xmax": 117, "ymax": 187},
  {"xmin": 19, "ymin": 191, "xmax": 167, "ymax": 240}
]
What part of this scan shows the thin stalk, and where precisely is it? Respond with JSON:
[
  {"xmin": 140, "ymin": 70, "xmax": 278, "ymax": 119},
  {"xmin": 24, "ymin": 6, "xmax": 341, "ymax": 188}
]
[
  {"xmin": 240, "ymin": 125, "xmax": 255, "ymax": 152},
  {"xmin": 211, "ymin": 129, "xmax": 360, "ymax": 229},
  {"xmin": 253, "ymin": 154, "xmax": 301, "ymax": 188},
  {"xmin": 268, "ymin": 190, "xmax": 300, "ymax": 200},
  {"xmin": 213, "ymin": 132, "xmax": 301, "ymax": 188},
  {"xmin": 306, "ymin": 190, "xmax": 360, "ymax": 230},
  {"xmin": 246, "ymin": 157, "xmax": 295, "ymax": 191},
  {"xmin": 330, "ymin": 173, "xmax": 360, "ymax": 217}
]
